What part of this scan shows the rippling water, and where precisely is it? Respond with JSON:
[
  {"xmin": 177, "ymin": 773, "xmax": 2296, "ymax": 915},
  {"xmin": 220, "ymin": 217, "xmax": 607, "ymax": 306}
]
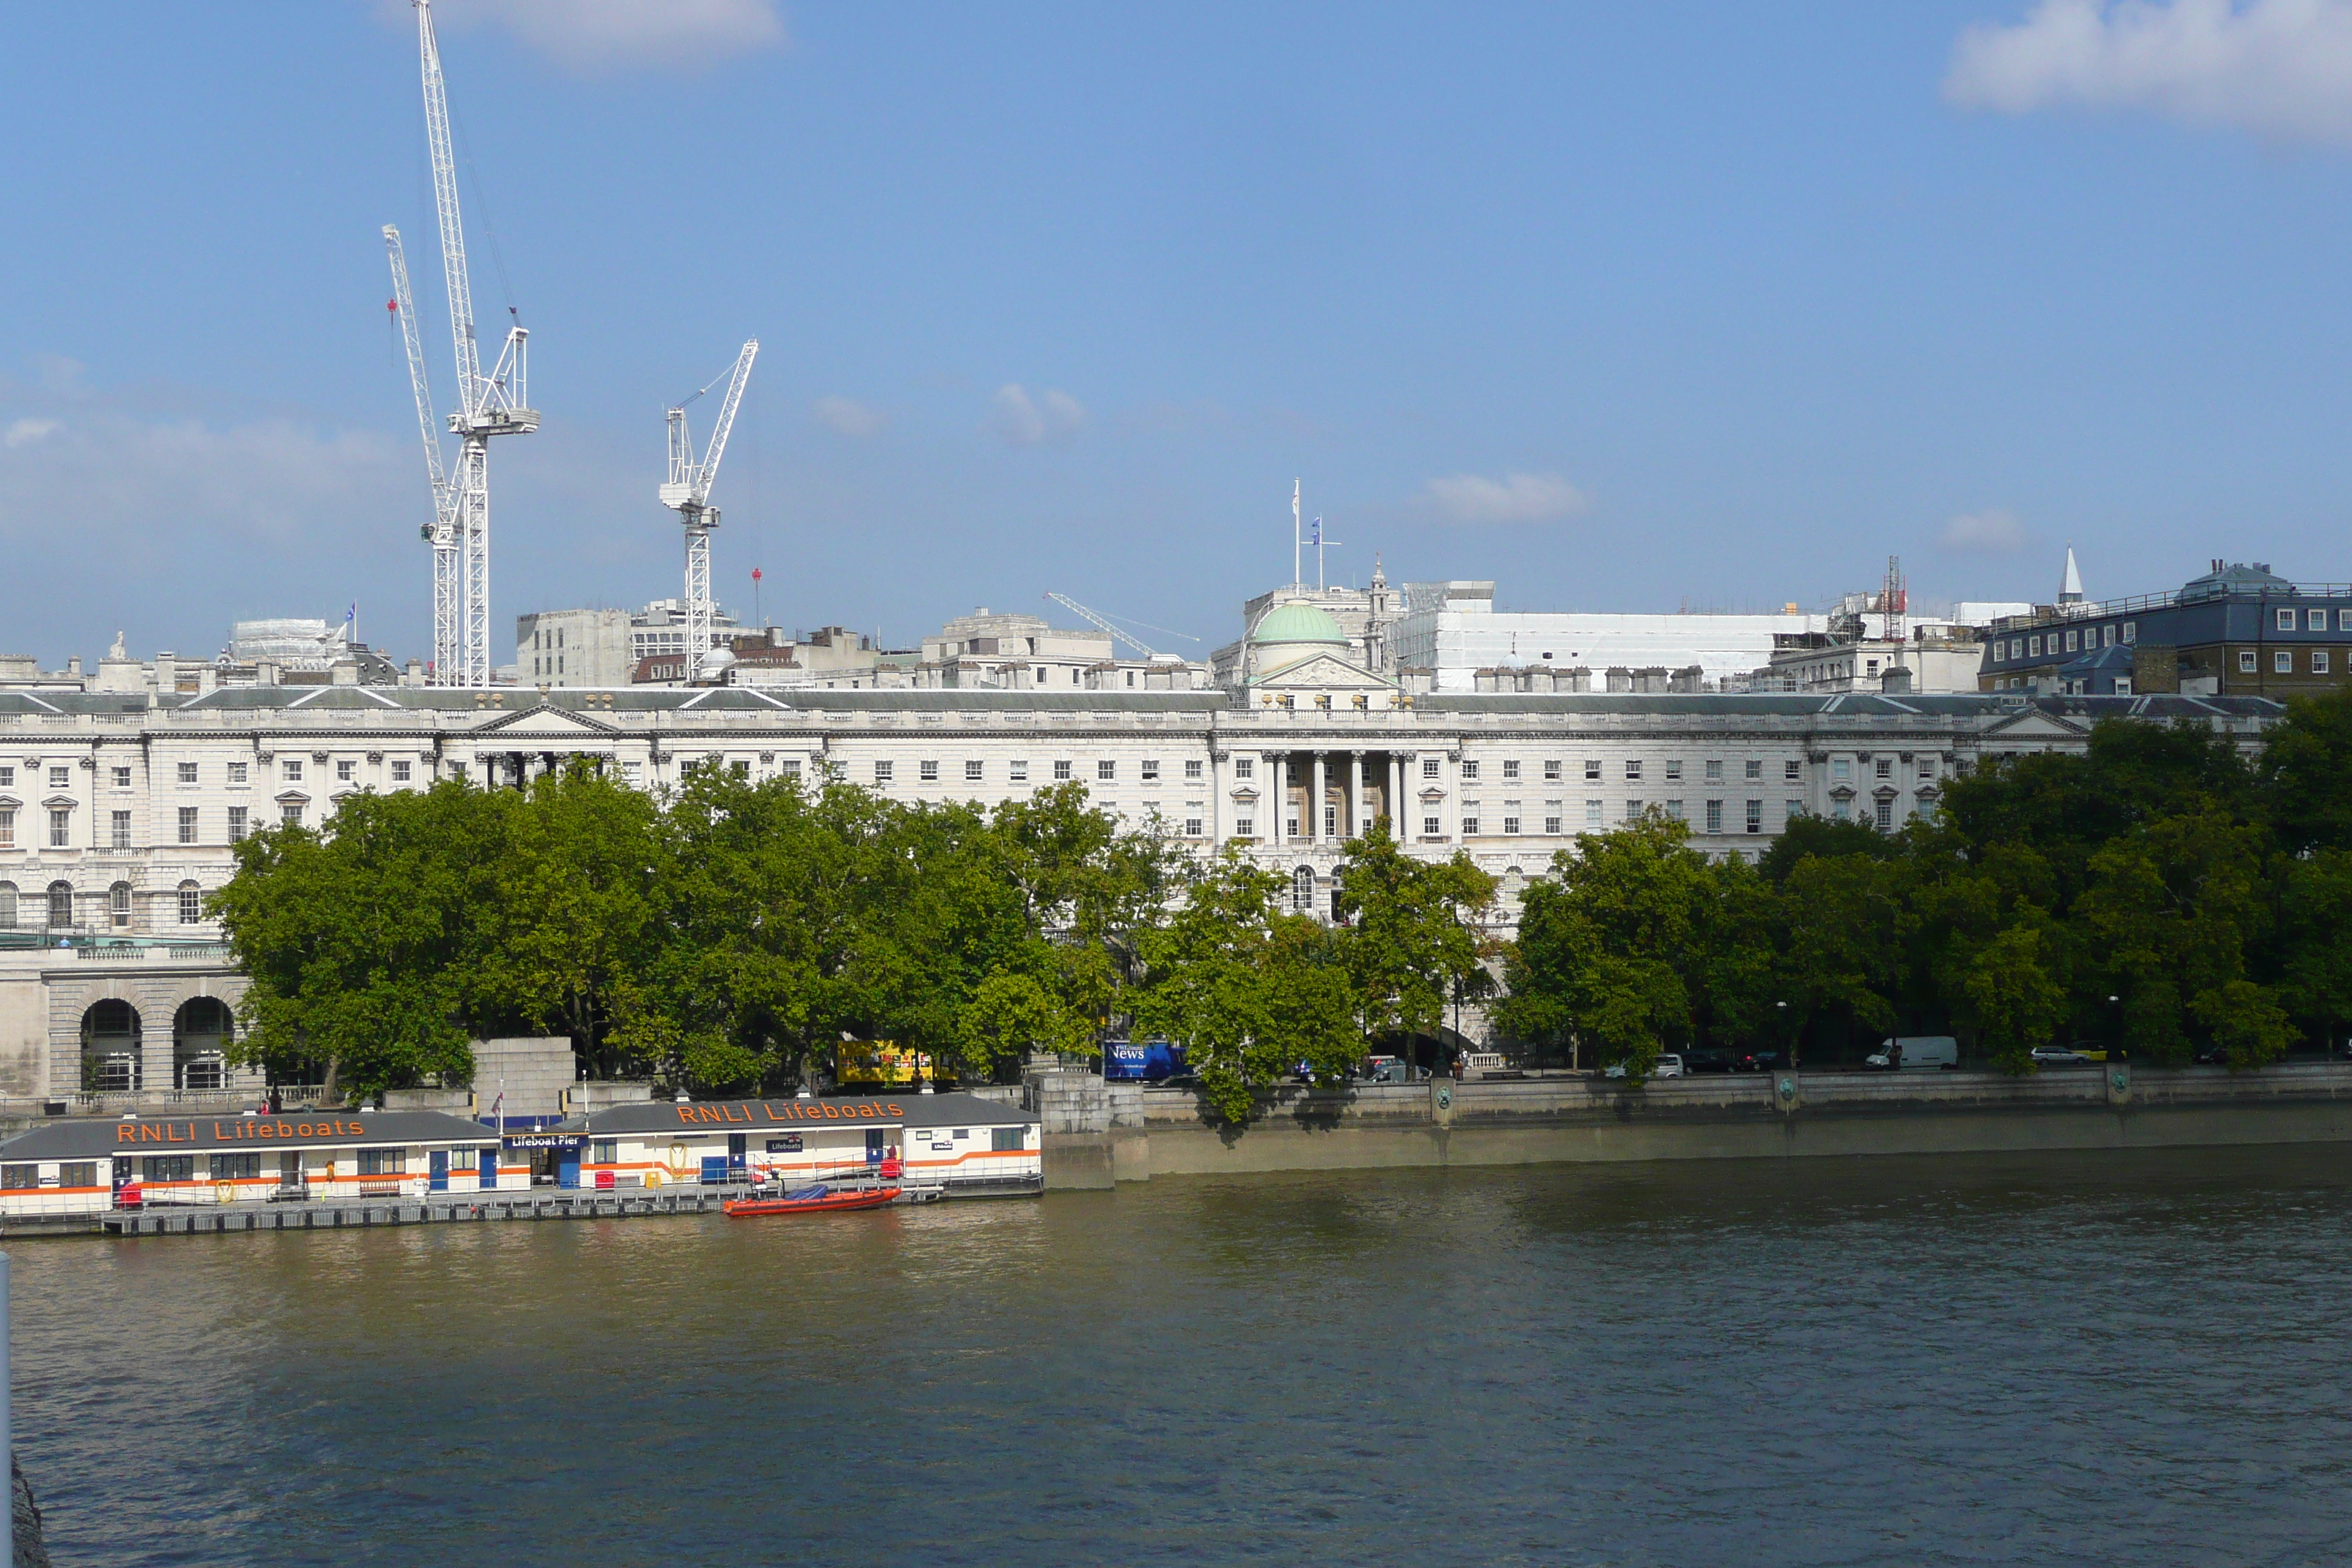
[{"xmin": 12, "ymin": 1147, "xmax": 2352, "ymax": 1565}]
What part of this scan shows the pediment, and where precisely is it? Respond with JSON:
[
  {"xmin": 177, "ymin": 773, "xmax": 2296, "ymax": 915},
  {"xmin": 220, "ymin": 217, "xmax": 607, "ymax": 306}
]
[
  {"xmin": 1980, "ymin": 708, "xmax": 2087, "ymax": 741},
  {"xmin": 1248, "ymin": 651, "xmax": 1396, "ymax": 693},
  {"xmin": 469, "ymin": 703, "xmax": 622, "ymax": 740},
  {"xmin": 38, "ymin": 795, "xmax": 75, "ymax": 810}
]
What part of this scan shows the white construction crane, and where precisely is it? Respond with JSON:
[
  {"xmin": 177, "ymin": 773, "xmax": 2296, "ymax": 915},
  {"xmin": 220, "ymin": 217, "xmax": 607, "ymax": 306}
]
[
  {"xmin": 1044, "ymin": 592, "xmax": 1199, "ymax": 661},
  {"xmin": 659, "ymin": 340, "xmax": 759, "ymax": 665},
  {"xmin": 399, "ymin": 0, "xmax": 535, "ymax": 687}
]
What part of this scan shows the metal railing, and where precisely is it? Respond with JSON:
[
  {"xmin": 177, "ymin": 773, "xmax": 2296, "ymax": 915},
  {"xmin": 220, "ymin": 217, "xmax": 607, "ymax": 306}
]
[{"xmin": 1990, "ymin": 581, "xmax": 2352, "ymax": 633}]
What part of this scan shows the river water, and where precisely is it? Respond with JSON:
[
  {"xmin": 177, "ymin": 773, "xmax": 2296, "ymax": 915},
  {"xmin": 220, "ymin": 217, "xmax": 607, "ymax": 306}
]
[{"xmin": 12, "ymin": 1147, "xmax": 2352, "ymax": 1566}]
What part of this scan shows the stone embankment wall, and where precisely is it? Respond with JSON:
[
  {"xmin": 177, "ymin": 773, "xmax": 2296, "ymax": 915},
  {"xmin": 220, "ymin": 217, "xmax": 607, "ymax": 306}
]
[{"xmin": 1037, "ymin": 1061, "xmax": 2352, "ymax": 1188}]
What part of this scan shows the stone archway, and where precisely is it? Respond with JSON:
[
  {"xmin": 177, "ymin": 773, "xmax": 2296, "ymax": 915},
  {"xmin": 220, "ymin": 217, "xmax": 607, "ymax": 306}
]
[
  {"xmin": 173, "ymin": 996, "xmax": 233, "ymax": 1091},
  {"xmin": 81, "ymin": 999, "xmax": 142, "ymax": 1093}
]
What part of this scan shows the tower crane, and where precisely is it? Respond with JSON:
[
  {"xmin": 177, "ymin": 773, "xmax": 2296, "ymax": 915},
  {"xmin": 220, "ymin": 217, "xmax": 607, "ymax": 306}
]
[
  {"xmin": 1044, "ymin": 593, "xmax": 1199, "ymax": 660},
  {"xmin": 399, "ymin": 0, "xmax": 535, "ymax": 686},
  {"xmin": 659, "ymin": 341, "xmax": 759, "ymax": 664}
]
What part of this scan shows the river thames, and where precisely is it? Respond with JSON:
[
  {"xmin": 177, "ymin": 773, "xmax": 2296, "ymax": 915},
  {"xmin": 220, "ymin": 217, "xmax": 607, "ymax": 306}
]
[{"xmin": 11, "ymin": 1146, "xmax": 2352, "ymax": 1565}]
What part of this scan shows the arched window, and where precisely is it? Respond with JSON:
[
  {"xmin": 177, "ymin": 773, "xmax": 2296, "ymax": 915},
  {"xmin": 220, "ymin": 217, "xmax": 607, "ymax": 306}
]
[
  {"xmin": 0, "ymin": 882, "xmax": 15, "ymax": 930},
  {"xmin": 80, "ymin": 999, "xmax": 142, "ymax": 1093},
  {"xmin": 1505, "ymin": 867, "xmax": 1524, "ymax": 896},
  {"xmin": 178, "ymin": 881, "xmax": 203, "ymax": 925},
  {"xmin": 1292, "ymin": 866, "xmax": 1315, "ymax": 912},
  {"xmin": 109, "ymin": 882, "xmax": 132, "ymax": 930},
  {"xmin": 46, "ymin": 881, "xmax": 72, "ymax": 929},
  {"xmin": 173, "ymin": 996, "xmax": 233, "ymax": 1092}
]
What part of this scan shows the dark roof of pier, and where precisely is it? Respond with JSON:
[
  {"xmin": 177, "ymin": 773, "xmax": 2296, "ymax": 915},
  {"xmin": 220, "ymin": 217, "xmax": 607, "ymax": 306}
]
[{"xmin": 577, "ymin": 1091, "xmax": 1035, "ymax": 1137}]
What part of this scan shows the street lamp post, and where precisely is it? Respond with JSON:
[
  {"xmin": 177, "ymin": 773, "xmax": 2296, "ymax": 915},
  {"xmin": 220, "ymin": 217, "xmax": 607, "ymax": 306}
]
[{"xmin": 1777, "ymin": 1000, "xmax": 1795, "ymax": 1070}]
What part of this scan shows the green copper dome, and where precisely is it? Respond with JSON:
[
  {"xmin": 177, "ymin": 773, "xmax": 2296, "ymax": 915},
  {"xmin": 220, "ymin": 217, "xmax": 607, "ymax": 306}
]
[{"xmin": 1249, "ymin": 603, "xmax": 1347, "ymax": 646}]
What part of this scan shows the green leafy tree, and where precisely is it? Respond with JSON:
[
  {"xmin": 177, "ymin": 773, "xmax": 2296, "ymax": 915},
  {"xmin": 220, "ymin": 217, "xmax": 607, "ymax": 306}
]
[
  {"xmin": 1961, "ymin": 924, "xmax": 2067, "ymax": 1074},
  {"xmin": 1334, "ymin": 821, "xmax": 1498, "ymax": 1048}
]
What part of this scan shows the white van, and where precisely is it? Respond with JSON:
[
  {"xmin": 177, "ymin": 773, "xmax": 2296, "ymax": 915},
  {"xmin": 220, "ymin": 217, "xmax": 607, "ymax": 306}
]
[{"xmin": 1865, "ymin": 1036, "xmax": 1959, "ymax": 1071}]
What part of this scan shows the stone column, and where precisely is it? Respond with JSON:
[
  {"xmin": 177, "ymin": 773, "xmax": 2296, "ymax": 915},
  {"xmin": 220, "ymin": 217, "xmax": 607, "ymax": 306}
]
[
  {"xmin": 1312, "ymin": 753, "xmax": 1328, "ymax": 844},
  {"xmin": 1349, "ymin": 752, "xmax": 1365, "ymax": 839},
  {"xmin": 1208, "ymin": 748, "xmax": 1224, "ymax": 845},
  {"xmin": 1269, "ymin": 754, "xmax": 1286, "ymax": 849},
  {"xmin": 1391, "ymin": 755, "xmax": 1406, "ymax": 836}
]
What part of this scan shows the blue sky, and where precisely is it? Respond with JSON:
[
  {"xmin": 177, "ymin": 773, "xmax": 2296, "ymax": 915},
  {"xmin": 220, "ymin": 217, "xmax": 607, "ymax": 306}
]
[{"xmin": 7, "ymin": 1, "xmax": 2352, "ymax": 667}]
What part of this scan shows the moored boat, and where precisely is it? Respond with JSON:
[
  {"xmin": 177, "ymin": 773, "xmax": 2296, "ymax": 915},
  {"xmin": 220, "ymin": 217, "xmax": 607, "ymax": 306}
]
[{"xmin": 722, "ymin": 1181, "xmax": 899, "ymax": 1218}]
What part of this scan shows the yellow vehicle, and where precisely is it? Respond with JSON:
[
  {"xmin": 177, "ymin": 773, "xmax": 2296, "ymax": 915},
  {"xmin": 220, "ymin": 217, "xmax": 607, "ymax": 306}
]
[{"xmin": 837, "ymin": 1041, "xmax": 932, "ymax": 1088}]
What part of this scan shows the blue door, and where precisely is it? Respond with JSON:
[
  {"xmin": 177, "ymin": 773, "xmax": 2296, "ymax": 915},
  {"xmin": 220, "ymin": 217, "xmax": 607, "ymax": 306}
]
[
  {"xmin": 429, "ymin": 1150, "xmax": 449, "ymax": 1193},
  {"xmin": 865, "ymin": 1130, "xmax": 885, "ymax": 1166},
  {"xmin": 700, "ymin": 1155, "xmax": 729, "ymax": 1186},
  {"xmin": 727, "ymin": 1134, "xmax": 747, "ymax": 1180},
  {"xmin": 558, "ymin": 1157, "xmax": 580, "ymax": 1189}
]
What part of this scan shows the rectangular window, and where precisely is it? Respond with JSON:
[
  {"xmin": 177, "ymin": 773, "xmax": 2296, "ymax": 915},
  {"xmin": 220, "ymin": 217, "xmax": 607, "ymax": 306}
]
[
  {"xmin": 1009, "ymin": 760, "xmax": 1029, "ymax": 782},
  {"xmin": 110, "ymin": 810, "xmax": 131, "ymax": 850},
  {"xmin": 48, "ymin": 809, "xmax": 70, "ymax": 848},
  {"xmin": 0, "ymin": 809, "xmax": 12, "ymax": 848},
  {"xmin": 1421, "ymin": 758, "xmax": 1439, "ymax": 780},
  {"xmin": 59, "ymin": 1162, "xmax": 94, "ymax": 1191},
  {"xmin": 2028, "ymin": 636, "xmax": 2042, "ymax": 657},
  {"xmin": 1502, "ymin": 760, "xmax": 1521, "ymax": 781},
  {"xmin": 1054, "ymin": 761, "xmax": 1074, "ymax": 781},
  {"xmin": 1583, "ymin": 759, "xmax": 1600, "ymax": 780},
  {"xmin": 1665, "ymin": 760, "xmax": 1682, "ymax": 781},
  {"xmin": 1705, "ymin": 760, "xmax": 1723, "ymax": 782},
  {"xmin": 0, "ymin": 766, "xmax": 12, "ymax": 788},
  {"xmin": 1502, "ymin": 813, "xmax": 1521, "ymax": 835},
  {"xmin": 2278, "ymin": 608, "xmax": 2298, "ymax": 631},
  {"xmin": 2316, "ymin": 651, "xmax": 2332, "ymax": 676},
  {"xmin": 874, "ymin": 761, "xmax": 894, "ymax": 784},
  {"xmin": 1097, "ymin": 760, "xmax": 1116, "ymax": 781},
  {"xmin": 280, "ymin": 804, "xmax": 301, "ymax": 828},
  {"xmin": 391, "ymin": 761, "xmax": 412, "ymax": 783},
  {"xmin": 2240, "ymin": 649, "xmax": 2258, "ymax": 673},
  {"xmin": 47, "ymin": 766, "xmax": 67, "ymax": 790},
  {"xmin": 2340, "ymin": 610, "xmax": 2352, "ymax": 633},
  {"xmin": 1784, "ymin": 761, "xmax": 1801, "ymax": 783},
  {"xmin": 1874, "ymin": 758, "xmax": 1892, "ymax": 781},
  {"xmin": 1142, "ymin": 760, "xmax": 1161, "ymax": 781},
  {"xmin": 2276, "ymin": 650, "xmax": 2293, "ymax": 674},
  {"xmin": 1543, "ymin": 760, "xmax": 1562, "ymax": 782},
  {"xmin": 1624, "ymin": 799, "xmax": 1642, "ymax": 821},
  {"xmin": 2122, "ymin": 622, "xmax": 2136, "ymax": 644},
  {"xmin": 1422, "ymin": 815, "xmax": 1441, "ymax": 837},
  {"xmin": 1786, "ymin": 799, "xmax": 1803, "ymax": 823},
  {"xmin": 1460, "ymin": 811, "xmax": 1480, "ymax": 836},
  {"xmin": 227, "ymin": 806, "xmax": 248, "ymax": 843},
  {"xmin": 1235, "ymin": 758, "xmax": 1255, "ymax": 780},
  {"xmin": 1184, "ymin": 760, "xmax": 1204, "ymax": 780},
  {"xmin": 1744, "ymin": 760, "xmax": 1763, "ymax": 781},
  {"xmin": 1624, "ymin": 760, "xmax": 1642, "ymax": 782},
  {"xmin": 1185, "ymin": 817, "xmax": 1203, "ymax": 838},
  {"xmin": 0, "ymin": 1166, "xmax": 34, "ymax": 1192},
  {"xmin": 282, "ymin": 760, "xmax": 301, "ymax": 782},
  {"xmin": 1235, "ymin": 816, "xmax": 1254, "ymax": 837},
  {"xmin": 919, "ymin": 760, "xmax": 939, "ymax": 783},
  {"xmin": 1665, "ymin": 801, "xmax": 1684, "ymax": 822},
  {"xmin": 358, "ymin": 1148, "xmax": 407, "ymax": 1176},
  {"xmin": 592, "ymin": 1140, "xmax": 617, "ymax": 1166},
  {"xmin": 110, "ymin": 766, "xmax": 131, "ymax": 789},
  {"xmin": 1874, "ymin": 798, "xmax": 1893, "ymax": 831},
  {"xmin": 991, "ymin": 1126, "xmax": 1027, "ymax": 1153},
  {"xmin": 1705, "ymin": 800, "xmax": 1723, "ymax": 834},
  {"xmin": 969, "ymin": 758, "xmax": 991, "ymax": 781},
  {"xmin": 2311, "ymin": 610, "xmax": 2328, "ymax": 631},
  {"xmin": 228, "ymin": 761, "xmax": 247, "ymax": 784},
  {"xmin": 2064, "ymin": 630, "xmax": 2078, "ymax": 653},
  {"xmin": 211, "ymin": 1153, "xmax": 260, "ymax": 1181},
  {"xmin": 336, "ymin": 760, "xmax": 355, "ymax": 783},
  {"xmin": 1586, "ymin": 799, "xmax": 1603, "ymax": 827},
  {"xmin": 177, "ymin": 807, "xmax": 197, "ymax": 845},
  {"xmin": 176, "ymin": 761, "xmax": 199, "ymax": 785},
  {"xmin": 1460, "ymin": 761, "xmax": 1480, "ymax": 780},
  {"xmin": 142, "ymin": 1156, "xmax": 195, "ymax": 1185},
  {"xmin": 1746, "ymin": 800, "xmax": 1763, "ymax": 834},
  {"xmin": 179, "ymin": 885, "xmax": 200, "ymax": 924},
  {"xmin": 1918, "ymin": 759, "xmax": 1935, "ymax": 780}
]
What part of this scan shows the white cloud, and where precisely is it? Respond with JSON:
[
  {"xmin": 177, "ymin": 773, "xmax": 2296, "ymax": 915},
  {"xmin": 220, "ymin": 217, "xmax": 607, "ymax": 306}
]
[
  {"xmin": 1941, "ymin": 507, "xmax": 2029, "ymax": 551},
  {"xmin": 990, "ymin": 384, "xmax": 1085, "ymax": 447},
  {"xmin": 1420, "ymin": 470, "xmax": 1586, "ymax": 524},
  {"xmin": 3, "ymin": 418, "xmax": 59, "ymax": 448},
  {"xmin": 1945, "ymin": 0, "xmax": 2352, "ymax": 144},
  {"xmin": 812, "ymin": 395, "xmax": 886, "ymax": 438},
  {"xmin": 429, "ymin": 0, "xmax": 786, "ymax": 73}
]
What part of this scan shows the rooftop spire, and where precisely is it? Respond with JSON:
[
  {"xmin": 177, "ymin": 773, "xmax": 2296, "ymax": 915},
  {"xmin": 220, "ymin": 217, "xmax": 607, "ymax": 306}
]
[{"xmin": 2058, "ymin": 543, "xmax": 2084, "ymax": 605}]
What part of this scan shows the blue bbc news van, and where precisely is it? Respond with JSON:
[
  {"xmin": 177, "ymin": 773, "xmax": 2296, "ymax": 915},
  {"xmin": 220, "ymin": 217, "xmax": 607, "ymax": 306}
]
[{"xmin": 1102, "ymin": 1037, "xmax": 1188, "ymax": 1082}]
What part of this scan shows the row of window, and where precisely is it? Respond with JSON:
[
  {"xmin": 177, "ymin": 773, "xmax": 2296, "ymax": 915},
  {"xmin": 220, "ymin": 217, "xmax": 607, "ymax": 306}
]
[
  {"xmin": 1829, "ymin": 757, "xmax": 1936, "ymax": 783},
  {"xmin": 1994, "ymin": 622, "xmax": 2138, "ymax": 663},
  {"xmin": 0, "ymin": 879, "xmax": 208, "ymax": 929},
  {"xmin": 872, "ymin": 758, "xmax": 1211, "ymax": 786},
  {"xmin": 1455, "ymin": 757, "xmax": 1799, "ymax": 784},
  {"xmin": 1, "ymin": 1147, "xmax": 433, "ymax": 1190},
  {"xmin": 2244, "ymin": 648, "xmax": 2333, "ymax": 676},
  {"xmin": 1, "ymin": 759, "xmax": 418, "ymax": 789},
  {"xmin": 0, "ymin": 806, "xmax": 255, "ymax": 849},
  {"xmin": 1450, "ymin": 799, "xmax": 1782, "ymax": 836}
]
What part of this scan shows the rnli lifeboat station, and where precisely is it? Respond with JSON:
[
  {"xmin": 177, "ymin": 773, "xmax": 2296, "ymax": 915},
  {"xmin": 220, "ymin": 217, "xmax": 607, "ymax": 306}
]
[{"xmin": 0, "ymin": 1092, "xmax": 1040, "ymax": 1235}]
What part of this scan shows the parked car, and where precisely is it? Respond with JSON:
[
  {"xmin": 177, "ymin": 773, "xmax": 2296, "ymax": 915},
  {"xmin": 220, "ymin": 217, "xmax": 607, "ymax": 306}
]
[
  {"xmin": 1679, "ymin": 1049, "xmax": 1735, "ymax": 1074},
  {"xmin": 1604, "ymin": 1053, "xmax": 1685, "ymax": 1079},
  {"xmin": 1864, "ymin": 1036, "xmax": 1961, "ymax": 1071},
  {"xmin": 2193, "ymin": 1044, "xmax": 2231, "ymax": 1066},
  {"xmin": 1365, "ymin": 1056, "xmax": 1411, "ymax": 1084},
  {"xmin": 1733, "ymin": 1049, "xmax": 1783, "ymax": 1074},
  {"xmin": 2029, "ymin": 1045, "xmax": 2092, "ymax": 1066}
]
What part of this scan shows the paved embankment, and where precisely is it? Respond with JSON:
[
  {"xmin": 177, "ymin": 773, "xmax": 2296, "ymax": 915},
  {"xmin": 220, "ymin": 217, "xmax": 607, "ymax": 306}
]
[{"xmin": 1039, "ymin": 1061, "xmax": 2352, "ymax": 1187}]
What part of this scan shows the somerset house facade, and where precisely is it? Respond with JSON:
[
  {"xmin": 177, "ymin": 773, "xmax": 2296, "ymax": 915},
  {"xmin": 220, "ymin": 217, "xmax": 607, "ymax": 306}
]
[{"xmin": 0, "ymin": 599, "xmax": 2283, "ymax": 1109}]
